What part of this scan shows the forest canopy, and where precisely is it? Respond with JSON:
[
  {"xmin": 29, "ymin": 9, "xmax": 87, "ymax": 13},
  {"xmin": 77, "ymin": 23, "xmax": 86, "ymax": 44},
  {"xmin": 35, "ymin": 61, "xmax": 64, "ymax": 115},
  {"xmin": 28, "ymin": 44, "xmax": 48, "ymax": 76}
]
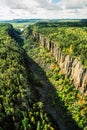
[{"xmin": 30, "ymin": 22, "xmax": 87, "ymax": 67}]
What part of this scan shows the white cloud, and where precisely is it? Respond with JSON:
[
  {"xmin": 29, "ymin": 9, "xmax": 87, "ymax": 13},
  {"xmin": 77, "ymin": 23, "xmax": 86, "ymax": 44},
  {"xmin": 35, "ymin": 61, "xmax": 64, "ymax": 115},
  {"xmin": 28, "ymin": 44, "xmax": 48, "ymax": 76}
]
[
  {"xmin": 0, "ymin": 0, "xmax": 87, "ymax": 20},
  {"xmin": 61, "ymin": 0, "xmax": 87, "ymax": 9}
]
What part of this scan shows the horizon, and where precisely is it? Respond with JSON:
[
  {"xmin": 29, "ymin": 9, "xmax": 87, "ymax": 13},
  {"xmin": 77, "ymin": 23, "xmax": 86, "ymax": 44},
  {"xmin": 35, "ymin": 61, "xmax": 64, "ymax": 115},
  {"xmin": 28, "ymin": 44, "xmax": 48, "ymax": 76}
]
[{"xmin": 0, "ymin": 18, "xmax": 87, "ymax": 21}]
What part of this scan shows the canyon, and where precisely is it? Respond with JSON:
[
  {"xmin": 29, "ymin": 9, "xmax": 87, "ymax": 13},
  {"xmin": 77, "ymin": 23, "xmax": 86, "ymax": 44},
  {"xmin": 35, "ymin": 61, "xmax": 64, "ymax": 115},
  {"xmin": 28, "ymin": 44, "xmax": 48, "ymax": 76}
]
[{"xmin": 32, "ymin": 31, "xmax": 87, "ymax": 95}]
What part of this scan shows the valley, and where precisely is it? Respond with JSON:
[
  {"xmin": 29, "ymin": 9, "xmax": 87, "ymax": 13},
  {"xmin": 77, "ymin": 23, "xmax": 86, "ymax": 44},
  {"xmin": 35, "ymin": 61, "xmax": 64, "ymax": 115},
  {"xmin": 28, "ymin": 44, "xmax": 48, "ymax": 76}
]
[{"xmin": 0, "ymin": 21, "xmax": 87, "ymax": 130}]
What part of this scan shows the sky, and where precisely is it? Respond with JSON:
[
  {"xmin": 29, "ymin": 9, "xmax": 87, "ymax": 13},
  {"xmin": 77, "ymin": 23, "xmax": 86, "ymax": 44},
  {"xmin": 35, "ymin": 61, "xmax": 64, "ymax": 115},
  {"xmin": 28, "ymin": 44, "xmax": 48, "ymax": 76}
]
[{"xmin": 0, "ymin": 0, "xmax": 87, "ymax": 20}]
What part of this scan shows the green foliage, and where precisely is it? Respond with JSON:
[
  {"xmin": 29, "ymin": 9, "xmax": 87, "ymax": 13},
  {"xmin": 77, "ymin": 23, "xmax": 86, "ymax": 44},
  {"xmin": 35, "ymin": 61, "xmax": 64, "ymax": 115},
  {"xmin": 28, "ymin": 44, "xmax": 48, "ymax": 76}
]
[
  {"xmin": 31, "ymin": 22, "xmax": 87, "ymax": 67},
  {"xmin": 22, "ymin": 116, "xmax": 29, "ymax": 130},
  {"xmin": 0, "ymin": 24, "xmax": 57, "ymax": 130},
  {"xmin": 23, "ymin": 33, "xmax": 87, "ymax": 130},
  {"xmin": 1, "ymin": 22, "xmax": 87, "ymax": 130}
]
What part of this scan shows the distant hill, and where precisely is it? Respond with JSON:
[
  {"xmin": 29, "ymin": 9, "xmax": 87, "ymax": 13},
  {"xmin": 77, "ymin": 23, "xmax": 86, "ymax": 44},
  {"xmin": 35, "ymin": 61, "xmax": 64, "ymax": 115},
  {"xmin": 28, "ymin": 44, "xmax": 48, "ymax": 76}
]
[
  {"xmin": 0, "ymin": 18, "xmax": 87, "ymax": 24},
  {"xmin": 0, "ymin": 19, "xmax": 46, "ymax": 23}
]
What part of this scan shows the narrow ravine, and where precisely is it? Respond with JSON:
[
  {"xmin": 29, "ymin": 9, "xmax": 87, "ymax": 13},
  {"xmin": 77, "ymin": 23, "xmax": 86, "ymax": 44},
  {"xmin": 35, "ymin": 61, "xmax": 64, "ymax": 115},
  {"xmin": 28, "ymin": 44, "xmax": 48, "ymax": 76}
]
[
  {"xmin": 0, "ymin": 24, "xmax": 60, "ymax": 130},
  {"xmin": 23, "ymin": 40, "xmax": 83, "ymax": 130},
  {"xmin": 1, "ymin": 23, "xmax": 86, "ymax": 130}
]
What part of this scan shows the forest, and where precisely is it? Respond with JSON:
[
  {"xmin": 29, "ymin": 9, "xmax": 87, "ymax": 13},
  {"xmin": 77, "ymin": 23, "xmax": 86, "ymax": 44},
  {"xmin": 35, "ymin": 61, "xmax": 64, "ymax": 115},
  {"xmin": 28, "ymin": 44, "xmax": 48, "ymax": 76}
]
[
  {"xmin": 0, "ymin": 24, "xmax": 58, "ymax": 130},
  {"xmin": 30, "ymin": 21, "xmax": 87, "ymax": 67},
  {"xmin": 0, "ymin": 21, "xmax": 87, "ymax": 130}
]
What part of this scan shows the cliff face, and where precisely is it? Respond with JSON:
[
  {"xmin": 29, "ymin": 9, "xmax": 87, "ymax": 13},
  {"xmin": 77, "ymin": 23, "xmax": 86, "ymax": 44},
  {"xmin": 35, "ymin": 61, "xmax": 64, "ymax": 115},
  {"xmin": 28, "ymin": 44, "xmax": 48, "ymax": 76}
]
[{"xmin": 32, "ymin": 31, "xmax": 87, "ymax": 95}]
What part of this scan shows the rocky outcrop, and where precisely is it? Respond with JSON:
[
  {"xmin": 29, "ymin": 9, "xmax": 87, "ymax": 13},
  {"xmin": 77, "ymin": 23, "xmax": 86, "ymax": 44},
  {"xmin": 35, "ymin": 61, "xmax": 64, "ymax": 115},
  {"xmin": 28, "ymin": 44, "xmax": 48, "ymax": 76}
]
[{"xmin": 32, "ymin": 31, "xmax": 87, "ymax": 95}]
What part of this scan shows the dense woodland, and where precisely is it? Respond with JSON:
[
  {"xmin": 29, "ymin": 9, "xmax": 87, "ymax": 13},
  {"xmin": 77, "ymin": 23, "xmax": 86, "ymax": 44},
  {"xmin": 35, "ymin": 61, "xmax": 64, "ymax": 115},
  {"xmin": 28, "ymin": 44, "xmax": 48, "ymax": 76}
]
[
  {"xmin": 0, "ymin": 21, "xmax": 87, "ymax": 130},
  {"xmin": 29, "ymin": 22, "xmax": 87, "ymax": 67},
  {"xmin": 23, "ymin": 21, "xmax": 87, "ymax": 130},
  {"xmin": 0, "ymin": 24, "xmax": 58, "ymax": 130}
]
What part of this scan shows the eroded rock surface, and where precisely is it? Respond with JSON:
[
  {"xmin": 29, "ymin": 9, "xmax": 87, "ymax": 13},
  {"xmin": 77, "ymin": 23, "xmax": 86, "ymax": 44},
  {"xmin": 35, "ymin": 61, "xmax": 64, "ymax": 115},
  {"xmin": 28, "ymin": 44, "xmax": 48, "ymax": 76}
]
[{"xmin": 32, "ymin": 31, "xmax": 87, "ymax": 95}]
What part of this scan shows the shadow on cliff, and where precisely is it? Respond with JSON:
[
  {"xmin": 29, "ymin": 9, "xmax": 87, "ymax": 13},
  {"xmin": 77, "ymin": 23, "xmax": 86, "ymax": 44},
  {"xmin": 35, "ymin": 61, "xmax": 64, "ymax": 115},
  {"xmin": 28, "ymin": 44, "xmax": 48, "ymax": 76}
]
[{"xmin": 26, "ymin": 56, "xmax": 83, "ymax": 130}]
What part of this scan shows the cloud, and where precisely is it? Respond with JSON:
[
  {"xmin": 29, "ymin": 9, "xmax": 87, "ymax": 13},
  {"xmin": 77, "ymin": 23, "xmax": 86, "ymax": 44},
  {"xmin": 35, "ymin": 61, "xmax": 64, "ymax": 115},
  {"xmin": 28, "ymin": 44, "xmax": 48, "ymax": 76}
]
[
  {"xmin": 61, "ymin": 0, "xmax": 87, "ymax": 9},
  {"xmin": 35, "ymin": 0, "xmax": 62, "ymax": 10},
  {"xmin": 2, "ymin": 0, "xmax": 39, "ymax": 10},
  {"xmin": 0, "ymin": 0, "xmax": 87, "ymax": 20}
]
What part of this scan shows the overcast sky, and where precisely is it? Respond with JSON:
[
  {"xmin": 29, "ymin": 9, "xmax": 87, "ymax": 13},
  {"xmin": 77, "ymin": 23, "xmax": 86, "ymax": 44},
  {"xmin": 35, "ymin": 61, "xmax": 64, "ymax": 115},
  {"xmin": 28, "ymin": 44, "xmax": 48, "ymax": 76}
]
[{"xmin": 0, "ymin": 0, "xmax": 87, "ymax": 20}]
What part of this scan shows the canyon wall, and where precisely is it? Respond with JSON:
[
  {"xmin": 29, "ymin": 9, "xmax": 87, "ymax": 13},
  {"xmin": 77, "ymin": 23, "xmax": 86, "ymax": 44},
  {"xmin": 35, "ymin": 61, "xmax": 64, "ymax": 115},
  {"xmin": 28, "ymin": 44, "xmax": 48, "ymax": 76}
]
[{"xmin": 32, "ymin": 31, "xmax": 87, "ymax": 95}]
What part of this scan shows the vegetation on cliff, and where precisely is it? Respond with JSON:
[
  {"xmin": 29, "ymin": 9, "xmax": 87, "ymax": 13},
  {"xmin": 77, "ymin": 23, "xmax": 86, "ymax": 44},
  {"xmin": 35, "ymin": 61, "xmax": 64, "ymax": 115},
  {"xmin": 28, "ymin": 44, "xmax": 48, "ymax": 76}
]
[
  {"xmin": 0, "ymin": 21, "xmax": 87, "ymax": 130},
  {"xmin": 0, "ymin": 24, "xmax": 58, "ymax": 130},
  {"xmin": 23, "ymin": 23, "xmax": 87, "ymax": 130},
  {"xmin": 29, "ymin": 22, "xmax": 87, "ymax": 68}
]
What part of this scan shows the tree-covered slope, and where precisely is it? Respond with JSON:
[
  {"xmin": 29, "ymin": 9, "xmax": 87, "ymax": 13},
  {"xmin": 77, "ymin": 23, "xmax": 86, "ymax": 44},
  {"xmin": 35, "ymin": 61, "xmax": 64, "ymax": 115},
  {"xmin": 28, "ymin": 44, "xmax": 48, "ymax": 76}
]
[
  {"xmin": 23, "ymin": 23, "xmax": 87, "ymax": 130},
  {"xmin": 29, "ymin": 22, "xmax": 87, "ymax": 67},
  {"xmin": 0, "ymin": 22, "xmax": 87, "ymax": 130},
  {"xmin": 0, "ymin": 24, "xmax": 58, "ymax": 130}
]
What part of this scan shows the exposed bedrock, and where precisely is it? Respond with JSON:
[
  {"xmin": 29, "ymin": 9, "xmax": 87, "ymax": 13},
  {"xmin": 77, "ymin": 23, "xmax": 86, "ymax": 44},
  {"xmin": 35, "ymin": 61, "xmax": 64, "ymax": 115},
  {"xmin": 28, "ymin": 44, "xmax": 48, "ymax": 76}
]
[{"xmin": 32, "ymin": 31, "xmax": 87, "ymax": 95}]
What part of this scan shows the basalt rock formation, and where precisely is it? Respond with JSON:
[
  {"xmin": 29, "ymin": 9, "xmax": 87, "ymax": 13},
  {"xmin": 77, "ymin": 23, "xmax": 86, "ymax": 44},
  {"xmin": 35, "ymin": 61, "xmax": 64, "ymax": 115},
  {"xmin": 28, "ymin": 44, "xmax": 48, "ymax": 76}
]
[{"xmin": 32, "ymin": 31, "xmax": 87, "ymax": 95}]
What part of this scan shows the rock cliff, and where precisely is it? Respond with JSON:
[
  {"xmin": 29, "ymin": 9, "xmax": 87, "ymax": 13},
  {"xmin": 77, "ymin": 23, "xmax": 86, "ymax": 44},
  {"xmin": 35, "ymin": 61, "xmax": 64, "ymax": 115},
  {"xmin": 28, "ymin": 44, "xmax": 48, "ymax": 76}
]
[{"xmin": 32, "ymin": 31, "xmax": 87, "ymax": 95}]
